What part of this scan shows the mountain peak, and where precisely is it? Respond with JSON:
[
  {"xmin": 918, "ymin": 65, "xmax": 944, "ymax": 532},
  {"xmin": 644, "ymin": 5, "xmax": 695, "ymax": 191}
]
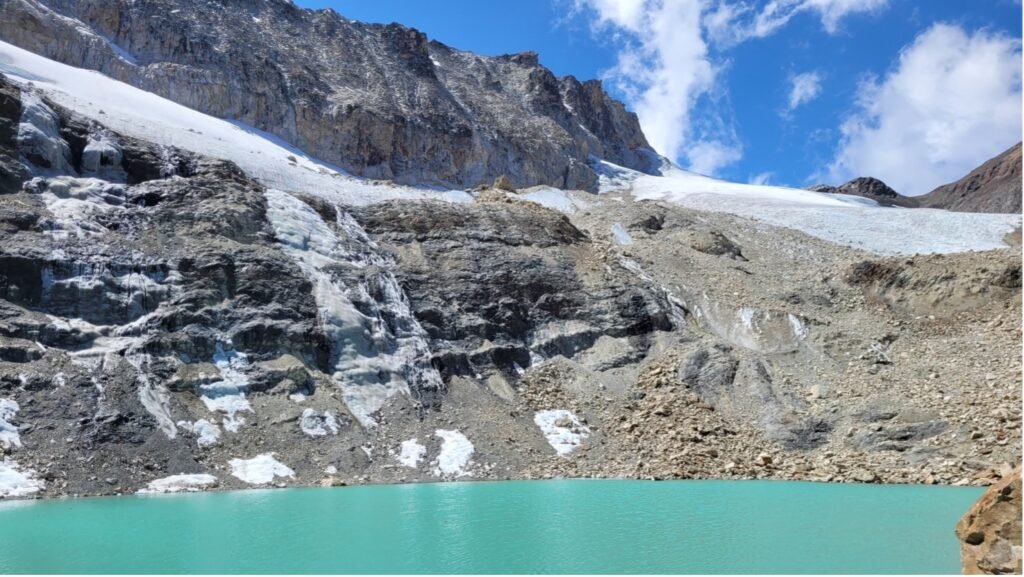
[{"xmin": 0, "ymin": 0, "xmax": 660, "ymax": 190}]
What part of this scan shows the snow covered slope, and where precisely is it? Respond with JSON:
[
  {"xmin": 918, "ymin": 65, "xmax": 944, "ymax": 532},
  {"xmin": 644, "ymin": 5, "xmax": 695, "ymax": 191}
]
[
  {"xmin": 0, "ymin": 40, "xmax": 470, "ymax": 207},
  {"xmin": 594, "ymin": 162, "xmax": 1021, "ymax": 256},
  {"xmin": 1, "ymin": 39, "xmax": 1017, "ymax": 256}
]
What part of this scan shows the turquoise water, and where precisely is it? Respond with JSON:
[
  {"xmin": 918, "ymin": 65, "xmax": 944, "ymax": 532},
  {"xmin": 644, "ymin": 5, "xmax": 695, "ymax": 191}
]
[{"xmin": 0, "ymin": 480, "xmax": 980, "ymax": 574}]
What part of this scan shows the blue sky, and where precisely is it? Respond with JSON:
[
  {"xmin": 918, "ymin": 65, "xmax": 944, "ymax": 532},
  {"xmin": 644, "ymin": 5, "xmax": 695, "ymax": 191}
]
[{"xmin": 297, "ymin": 1, "xmax": 1021, "ymax": 195}]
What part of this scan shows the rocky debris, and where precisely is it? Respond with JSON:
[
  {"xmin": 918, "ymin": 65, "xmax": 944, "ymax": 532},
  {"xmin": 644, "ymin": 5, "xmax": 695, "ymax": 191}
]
[
  {"xmin": 251, "ymin": 354, "xmax": 313, "ymax": 394},
  {"xmin": 807, "ymin": 177, "xmax": 918, "ymax": 208},
  {"xmin": 493, "ymin": 175, "xmax": 516, "ymax": 192},
  {"xmin": 920, "ymin": 143, "xmax": 1022, "ymax": 214},
  {"xmin": 845, "ymin": 252, "xmax": 1021, "ymax": 317},
  {"xmin": 600, "ymin": 355, "xmax": 786, "ymax": 481},
  {"xmin": 0, "ymin": 0, "xmax": 660, "ymax": 191},
  {"xmin": 957, "ymin": 465, "xmax": 1022, "ymax": 574},
  {"xmin": 684, "ymin": 230, "xmax": 746, "ymax": 260}
]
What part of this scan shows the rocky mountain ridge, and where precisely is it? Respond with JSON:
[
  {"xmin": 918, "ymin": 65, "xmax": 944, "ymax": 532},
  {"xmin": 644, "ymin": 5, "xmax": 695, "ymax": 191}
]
[
  {"xmin": 807, "ymin": 177, "xmax": 919, "ymax": 208},
  {"xmin": 809, "ymin": 143, "xmax": 1022, "ymax": 213},
  {"xmin": 920, "ymin": 143, "xmax": 1022, "ymax": 214},
  {"xmin": 0, "ymin": 0, "xmax": 659, "ymax": 191}
]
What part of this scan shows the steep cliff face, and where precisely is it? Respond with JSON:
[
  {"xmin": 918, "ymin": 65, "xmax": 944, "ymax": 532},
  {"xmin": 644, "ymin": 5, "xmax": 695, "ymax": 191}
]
[
  {"xmin": 920, "ymin": 143, "xmax": 1022, "ymax": 214},
  {"xmin": 0, "ymin": 0, "xmax": 658, "ymax": 190}
]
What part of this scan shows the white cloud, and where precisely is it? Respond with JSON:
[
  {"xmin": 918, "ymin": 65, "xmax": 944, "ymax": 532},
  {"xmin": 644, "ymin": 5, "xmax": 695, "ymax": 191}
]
[
  {"xmin": 705, "ymin": 0, "xmax": 889, "ymax": 45},
  {"xmin": 749, "ymin": 171, "xmax": 774, "ymax": 185},
  {"xmin": 687, "ymin": 140, "xmax": 744, "ymax": 175},
  {"xmin": 787, "ymin": 71, "xmax": 822, "ymax": 111},
  {"xmin": 574, "ymin": 0, "xmax": 726, "ymax": 170},
  {"xmin": 571, "ymin": 0, "xmax": 888, "ymax": 176},
  {"xmin": 827, "ymin": 24, "xmax": 1022, "ymax": 196},
  {"xmin": 581, "ymin": 0, "xmax": 647, "ymax": 28}
]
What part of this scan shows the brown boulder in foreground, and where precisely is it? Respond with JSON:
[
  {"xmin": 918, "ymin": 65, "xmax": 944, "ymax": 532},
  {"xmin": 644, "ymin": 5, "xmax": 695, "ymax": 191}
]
[{"xmin": 956, "ymin": 465, "xmax": 1022, "ymax": 574}]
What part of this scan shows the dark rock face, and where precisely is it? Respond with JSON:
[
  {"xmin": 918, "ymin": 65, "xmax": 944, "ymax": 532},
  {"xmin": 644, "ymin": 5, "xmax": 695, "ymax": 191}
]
[
  {"xmin": 353, "ymin": 198, "xmax": 676, "ymax": 383},
  {"xmin": 0, "ymin": 0, "xmax": 660, "ymax": 191},
  {"xmin": 0, "ymin": 75, "xmax": 339, "ymax": 493},
  {"xmin": 0, "ymin": 77, "xmax": 26, "ymax": 194},
  {"xmin": 0, "ymin": 73, "xmax": 684, "ymax": 495},
  {"xmin": 957, "ymin": 465, "xmax": 1022, "ymax": 574},
  {"xmin": 807, "ymin": 177, "xmax": 919, "ymax": 208},
  {"xmin": 676, "ymin": 346, "xmax": 830, "ymax": 450},
  {"xmin": 919, "ymin": 143, "xmax": 1022, "ymax": 214}
]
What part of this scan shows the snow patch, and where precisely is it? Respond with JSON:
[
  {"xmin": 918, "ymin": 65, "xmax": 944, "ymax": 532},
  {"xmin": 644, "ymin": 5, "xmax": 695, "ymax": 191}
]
[
  {"xmin": 0, "ymin": 399, "xmax": 21, "ymax": 450},
  {"xmin": 178, "ymin": 419, "xmax": 221, "ymax": 448},
  {"xmin": 228, "ymin": 454, "xmax": 295, "ymax": 485},
  {"xmin": 520, "ymin": 187, "xmax": 589, "ymax": 215},
  {"xmin": 529, "ymin": 349, "xmax": 546, "ymax": 368},
  {"xmin": 199, "ymin": 344, "xmax": 253, "ymax": 433},
  {"xmin": 610, "ymin": 222, "xmax": 633, "ymax": 245},
  {"xmin": 534, "ymin": 409, "xmax": 591, "ymax": 456},
  {"xmin": 0, "ymin": 459, "xmax": 44, "ymax": 497},
  {"xmin": 396, "ymin": 438, "xmax": 426, "ymax": 468},
  {"xmin": 788, "ymin": 313, "xmax": 809, "ymax": 339},
  {"xmin": 299, "ymin": 409, "xmax": 339, "ymax": 437},
  {"xmin": 737, "ymin": 307, "xmax": 755, "ymax": 330},
  {"xmin": 432, "ymin": 429, "xmax": 473, "ymax": 478},
  {"xmin": 137, "ymin": 473, "xmax": 218, "ymax": 494}
]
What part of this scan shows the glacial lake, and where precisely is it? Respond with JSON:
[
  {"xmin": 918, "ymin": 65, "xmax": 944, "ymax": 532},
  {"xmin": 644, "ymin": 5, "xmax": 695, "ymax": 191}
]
[{"xmin": 0, "ymin": 479, "xmax": 981, "ymax": 574}]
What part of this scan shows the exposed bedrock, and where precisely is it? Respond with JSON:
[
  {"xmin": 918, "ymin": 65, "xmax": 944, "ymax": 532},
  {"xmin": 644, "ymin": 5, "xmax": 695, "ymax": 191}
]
[
  {"xmin": 351, "ymin": 198, "xmax": 677, "ymax": 387},
  {"xmin": 0, "ymin": 0, "xmax": 661, "ymax": 190}
]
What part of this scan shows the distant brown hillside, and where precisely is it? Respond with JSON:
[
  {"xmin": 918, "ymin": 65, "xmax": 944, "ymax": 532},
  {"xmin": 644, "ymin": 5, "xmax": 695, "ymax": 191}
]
[{"xmin": 918, "ymin": 143, "xmax": 1022, "ymax": 213}]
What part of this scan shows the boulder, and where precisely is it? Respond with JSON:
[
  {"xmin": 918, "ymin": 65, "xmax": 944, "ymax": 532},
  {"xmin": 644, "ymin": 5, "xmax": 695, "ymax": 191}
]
[
  {"xmin": 166, "ymin": 362, "xmax": 220, "ymax": 393},
  {"xmin": 493, "ymin": 175, "xmax": 516, "ymax": 192},
  {"xmin": 251, "ymin": 354, "xmax": 313, "ymax": 393},
  {"xmin": 956, "ymin": 465, "xmax": 1022, "ymax": 575}
]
